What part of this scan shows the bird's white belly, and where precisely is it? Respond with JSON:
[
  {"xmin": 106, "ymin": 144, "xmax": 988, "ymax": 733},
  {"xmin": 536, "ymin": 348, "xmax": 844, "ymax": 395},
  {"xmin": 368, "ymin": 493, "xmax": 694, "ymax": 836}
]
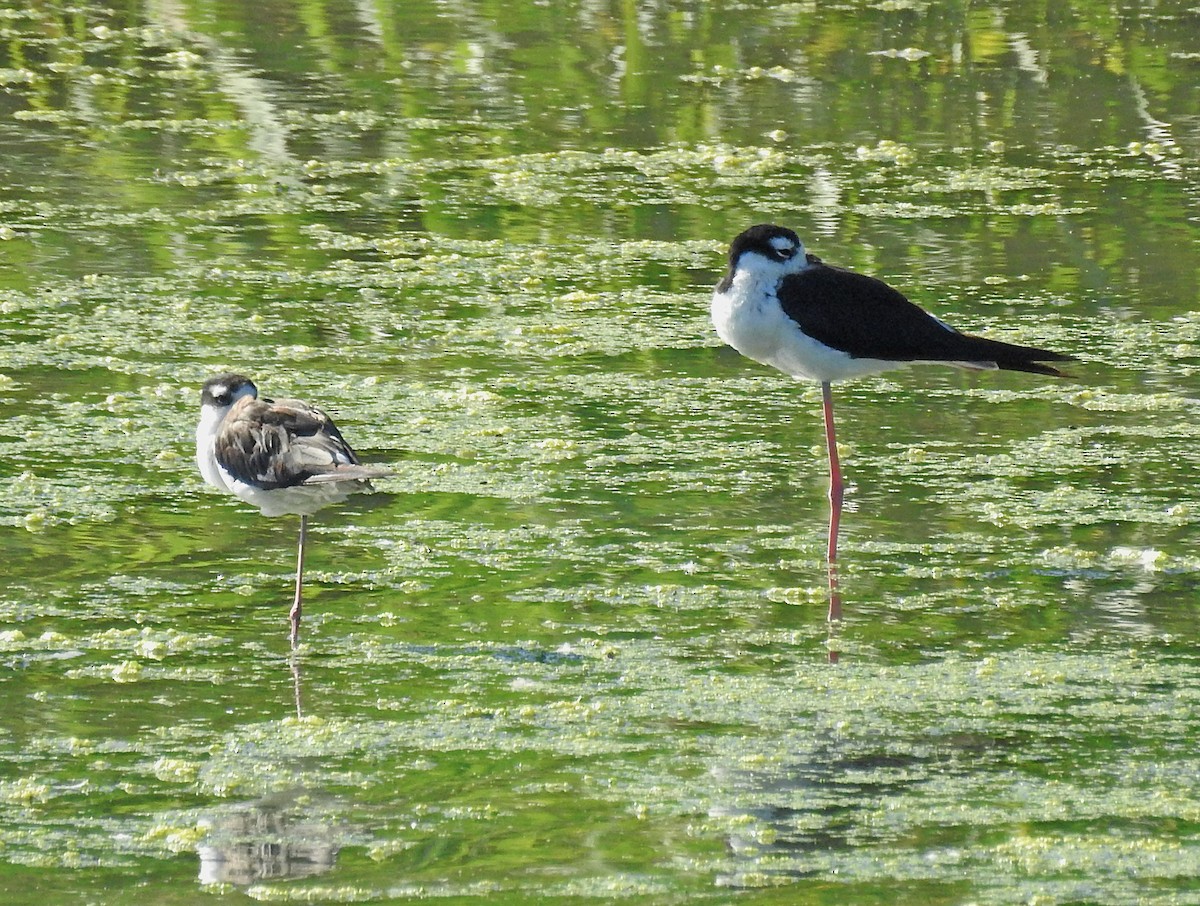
[
  {"xmin": 221, "ymin": 468, "xmax": 361, "ymax": 518},
  {"xmin": 711, "ymin": 282, "xmax": 899, "ymax": 383}
]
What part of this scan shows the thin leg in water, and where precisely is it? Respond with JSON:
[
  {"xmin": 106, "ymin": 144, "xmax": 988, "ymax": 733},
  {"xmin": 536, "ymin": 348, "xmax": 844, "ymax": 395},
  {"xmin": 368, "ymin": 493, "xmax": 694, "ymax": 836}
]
[
  {"xmin": 821, "ymin": 381, "xmax": 844, "ymax": 565},
  {"xmin": 290, "ymin": 514, "xmax": 307, "ymax": 648},
  {"xmin": 821, "ymin": 382, "xmax": 844, "ymax": 625}
]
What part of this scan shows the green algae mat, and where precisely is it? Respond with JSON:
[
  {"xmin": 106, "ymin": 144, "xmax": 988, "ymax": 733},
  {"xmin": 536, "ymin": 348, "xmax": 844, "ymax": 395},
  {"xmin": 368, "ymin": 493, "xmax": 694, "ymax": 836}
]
[{"xmin": 2, "ymin": 2, "xmax": 1200, "ymax": 903}]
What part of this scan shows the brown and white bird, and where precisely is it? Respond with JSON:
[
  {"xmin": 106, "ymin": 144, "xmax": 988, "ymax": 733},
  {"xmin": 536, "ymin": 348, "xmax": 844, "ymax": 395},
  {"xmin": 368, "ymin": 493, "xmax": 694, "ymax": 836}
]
[
  {"xmin": 195, "ymin": 373, "xmax": 387, "ymax": 646},
  {"xmin": 712, "ymin": 224, "xmax": 1073, "ymax": 568}
]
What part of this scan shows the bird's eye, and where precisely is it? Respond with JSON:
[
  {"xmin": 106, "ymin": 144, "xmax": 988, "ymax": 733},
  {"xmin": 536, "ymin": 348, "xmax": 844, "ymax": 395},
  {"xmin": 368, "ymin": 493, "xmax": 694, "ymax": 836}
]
[{"xmin": 767, "ymin": 238, "xmax": 796, "ymax": 261}]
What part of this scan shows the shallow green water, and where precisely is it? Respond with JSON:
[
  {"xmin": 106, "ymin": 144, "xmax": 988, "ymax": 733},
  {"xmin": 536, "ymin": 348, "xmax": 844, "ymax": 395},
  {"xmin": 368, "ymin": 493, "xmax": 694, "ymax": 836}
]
[{"xmin": 2, "ymin": 1, "xmax": 1200, "ymax": 903}]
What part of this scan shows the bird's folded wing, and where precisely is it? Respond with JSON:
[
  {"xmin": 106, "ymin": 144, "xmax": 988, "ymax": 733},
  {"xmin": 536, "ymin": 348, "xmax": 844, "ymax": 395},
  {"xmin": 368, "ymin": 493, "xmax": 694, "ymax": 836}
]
[
  {"xmin": 779, "ymin": 264, "xmax": 1073, "ymax": 374},
  {"xmin": 778, "ymin": 265, "xmax": 967, "ymax": 360},
  {"xmin": 216, "ymin": 396, "xmax": 379, "ymax": 489}
]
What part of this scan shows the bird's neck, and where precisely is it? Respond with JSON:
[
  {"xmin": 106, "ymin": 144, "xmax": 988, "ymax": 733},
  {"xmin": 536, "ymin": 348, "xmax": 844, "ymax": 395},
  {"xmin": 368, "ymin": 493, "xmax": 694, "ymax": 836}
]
[{"xmin": 726, "ymin": 266, "xmax": 781, "ymax": 308}]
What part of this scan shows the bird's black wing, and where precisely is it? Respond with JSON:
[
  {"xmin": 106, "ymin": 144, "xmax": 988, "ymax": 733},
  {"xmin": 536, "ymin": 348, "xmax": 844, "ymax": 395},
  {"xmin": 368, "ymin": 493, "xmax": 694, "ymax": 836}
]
[{"xmin": 778, "ymin": 262, "xmax": 1072, "ymax": 375}]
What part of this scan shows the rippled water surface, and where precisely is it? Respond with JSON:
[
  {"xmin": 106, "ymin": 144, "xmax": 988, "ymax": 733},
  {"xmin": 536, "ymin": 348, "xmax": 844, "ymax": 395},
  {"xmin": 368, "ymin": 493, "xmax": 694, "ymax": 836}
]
[{"xmin": 2, "ymin": 1, "xmax": 1200, "ymax": 903}]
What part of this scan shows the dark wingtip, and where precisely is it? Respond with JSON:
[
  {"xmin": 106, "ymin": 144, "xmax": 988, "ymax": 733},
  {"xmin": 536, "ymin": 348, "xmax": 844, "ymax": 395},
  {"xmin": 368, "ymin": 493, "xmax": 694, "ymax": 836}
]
[{"xmin": 1001, "ymin": 352, "xmax": 1077, "ymax": 378}]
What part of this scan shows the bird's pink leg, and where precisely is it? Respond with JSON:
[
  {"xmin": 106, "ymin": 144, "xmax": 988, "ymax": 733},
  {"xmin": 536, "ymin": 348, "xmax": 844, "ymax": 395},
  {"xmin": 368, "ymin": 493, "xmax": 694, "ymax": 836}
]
[
  {"xmin": 822, "ymin": 382, "xmax": 844, "ymax": 627},
  {"xmin": 821, "ymin": 381, "xmax": 844, "ymax": 566},
  {"xmin": 290, "ymin": 514, "xmax": 307, "ymax": 648}
]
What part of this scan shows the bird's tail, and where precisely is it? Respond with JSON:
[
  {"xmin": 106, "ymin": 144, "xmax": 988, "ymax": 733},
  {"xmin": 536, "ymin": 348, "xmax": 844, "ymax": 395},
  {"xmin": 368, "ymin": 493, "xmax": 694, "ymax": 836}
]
[
  {"xmin": 304, "ymin": 464, "xmax": 392, "ymax": 484},
  {"xmin": 941, "ymin": 335, "xmax": 1075, "ymax": 377}
]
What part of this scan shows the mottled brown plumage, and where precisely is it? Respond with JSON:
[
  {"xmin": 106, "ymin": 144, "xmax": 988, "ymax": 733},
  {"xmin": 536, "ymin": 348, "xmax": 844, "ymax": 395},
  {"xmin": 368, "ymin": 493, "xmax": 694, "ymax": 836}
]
[{"xmin": 215, "ymin": 393, "xmax": 384, "ymax": 493}]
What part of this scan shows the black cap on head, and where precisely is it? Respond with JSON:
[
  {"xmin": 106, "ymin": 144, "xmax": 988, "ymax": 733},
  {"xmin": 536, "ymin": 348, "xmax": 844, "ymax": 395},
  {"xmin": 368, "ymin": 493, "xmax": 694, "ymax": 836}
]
[
  {"xmin": 201, "ymin": 373, "xmax": 257, "ymax": 407},
  {"xmin": 728, "ymin": 224, "xmax": 803, "ymax": 266}
]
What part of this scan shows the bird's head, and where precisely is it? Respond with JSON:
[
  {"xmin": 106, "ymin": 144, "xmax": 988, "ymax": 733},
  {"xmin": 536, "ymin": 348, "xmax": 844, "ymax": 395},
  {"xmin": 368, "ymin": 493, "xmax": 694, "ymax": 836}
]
[
  {"xmin": 200, "ymin": 373, "xmax": 259, "ymax": 415},
  {"xmin": 725, "ymin": 224, "xmax": 808, "ymax": 282}
]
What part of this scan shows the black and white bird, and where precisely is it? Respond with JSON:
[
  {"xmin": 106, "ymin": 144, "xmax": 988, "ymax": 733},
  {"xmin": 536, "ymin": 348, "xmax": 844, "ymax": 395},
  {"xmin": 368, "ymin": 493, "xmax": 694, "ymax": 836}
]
[
  {"xmin": 195, "ymin": 373, "xmax": 387, "ymax": 646},
  {"xmin": 712, "ymin": 224, "xmax": 1073, "ymax": 566}
]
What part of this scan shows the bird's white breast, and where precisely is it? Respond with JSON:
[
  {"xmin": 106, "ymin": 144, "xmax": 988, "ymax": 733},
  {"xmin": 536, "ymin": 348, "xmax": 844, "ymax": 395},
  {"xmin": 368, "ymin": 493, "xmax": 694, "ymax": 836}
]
[{"xmin": 195, "ymin": 404, "xmax": 233, "ymax": 493}]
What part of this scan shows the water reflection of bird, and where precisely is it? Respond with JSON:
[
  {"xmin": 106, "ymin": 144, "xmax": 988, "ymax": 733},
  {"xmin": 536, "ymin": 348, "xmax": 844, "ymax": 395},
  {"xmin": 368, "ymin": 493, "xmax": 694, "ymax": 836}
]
[
  {"xmin": 195, "ymin": 373, "xmax": 387, "ymax": 647},
  {"xmin": 197, "ymin": 798, "xmax": 340, "ymax": 885},
  {"xmin": 712, "ymin": 224, "xmax": 1073, "ymax": 578}
]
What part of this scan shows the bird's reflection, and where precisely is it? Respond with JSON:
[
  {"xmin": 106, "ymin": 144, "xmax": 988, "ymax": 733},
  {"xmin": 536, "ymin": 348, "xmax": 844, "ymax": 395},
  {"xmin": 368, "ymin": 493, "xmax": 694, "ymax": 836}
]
[
  {"xmin": 826, "ymin": 562, "xmax": 842, "ymax": 663},
  {"xmin": 290, "ymin": 650, "xmax": 303, "ymax": 718},
  {"xmin": 710, "ymin": 740, "xmax": 978, "ymax": 888},
  {"xmin": 197, "ymin": 796, "xmax": 339, "ymax": 885}
]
